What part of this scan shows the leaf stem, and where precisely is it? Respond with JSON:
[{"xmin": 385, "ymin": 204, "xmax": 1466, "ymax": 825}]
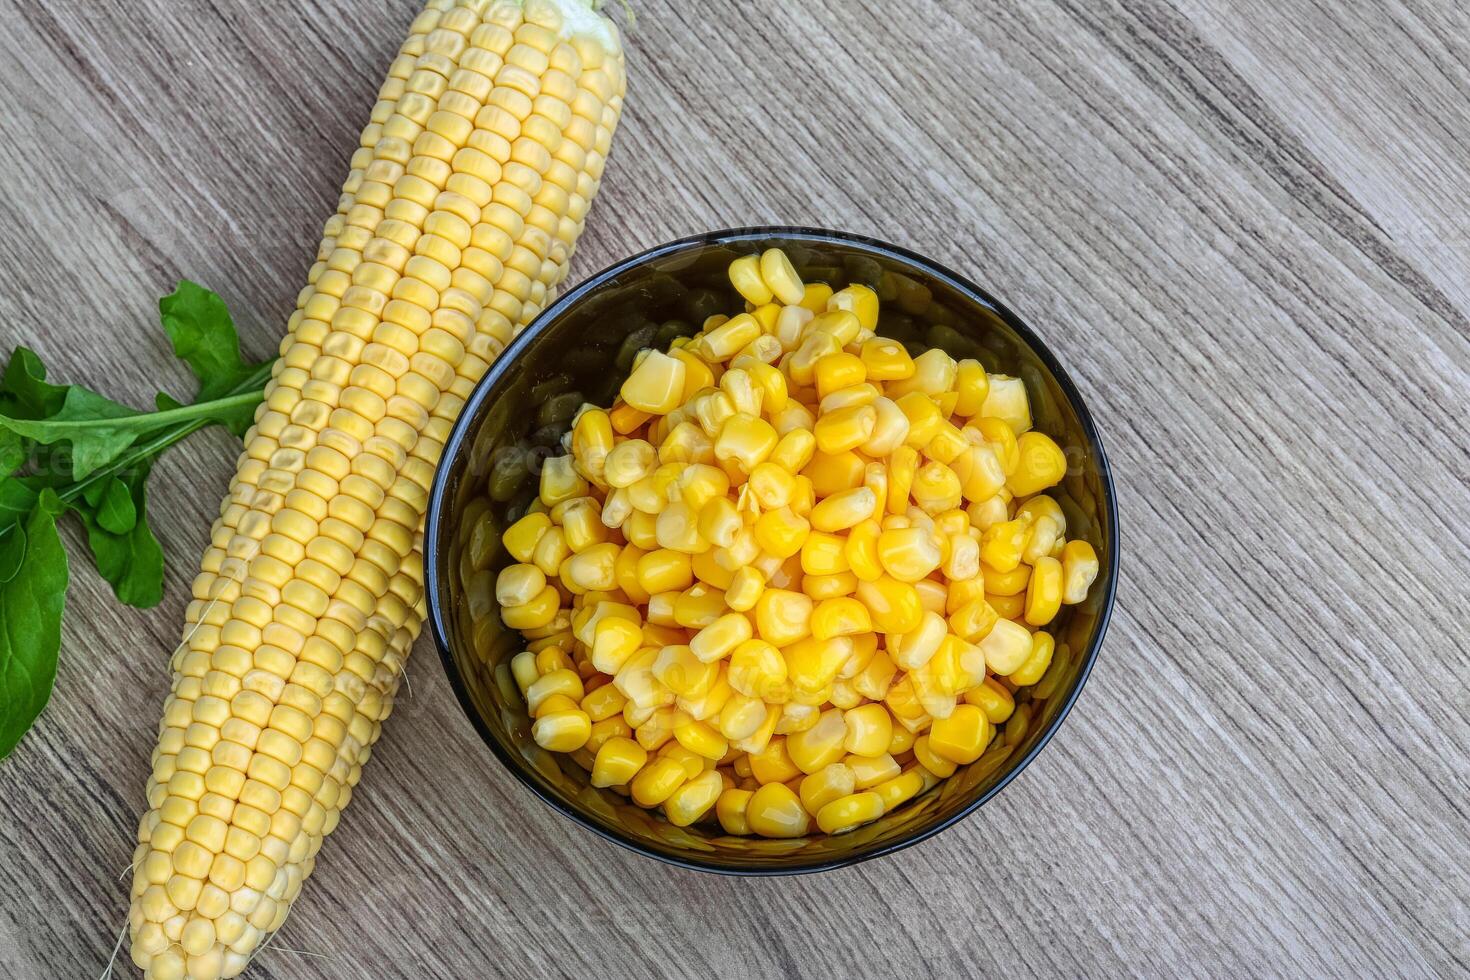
[{"xmin": 58, "ymin": 360, "xmax": 274, "ymax": 504}]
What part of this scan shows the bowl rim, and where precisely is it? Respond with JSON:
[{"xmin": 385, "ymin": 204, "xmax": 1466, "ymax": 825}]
[{"xmin": 425, "ymin": 225, "xmax": 1120, "ymax": 876}]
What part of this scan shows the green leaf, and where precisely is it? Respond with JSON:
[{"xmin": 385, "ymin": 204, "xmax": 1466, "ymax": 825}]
[
  {"xmin": 0, "ymin": 476, "xmax": 44, "ymax": 526},
  {"xmin": 0, "ymin": 522, "xmax": 23, "ymax": 583},
  {"xmin": 95, "ymin": 477, "xmax": 137, "ymax": 533},
  {"xmin": 160, "ymin": 281, "xmax": 265, "ymax": 436},
  {"xmin": 0, "ymin": 489, "xmax": 68, "ymax": 760},
  {"xmin": 77, "ymin": 463, "xmax": 163, "ymax": 608},
  {"xmin": 0, "ymin": 385, "xmax": 145, "ymax": 480},
  {"xmin": 0, "ymin": 428, "xmax": 21, "ymax": 479},
  {"xmin": 0, "ymin": 347, "xmax": 68, "ymax": 418}
]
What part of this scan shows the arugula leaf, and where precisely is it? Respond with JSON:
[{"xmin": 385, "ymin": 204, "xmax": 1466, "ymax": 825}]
[
  {"xmin": 0, "ymin": 522, "xmax": 23, "ymax": 583},
  {"xmin": 0, "ymin": 489, "xmax": 68, "ymax": 760},
  {"xmin": 76, "ymin": 463, "xmax": 163, "ymax": 608},
  {"xmin": 94, "ymin": 477, "xmax": 137, "ymax": 534},
  {"xmin": 0, "ymin": 347, "xmax": 69, "ymax": 418},
  {"xmin": 160, "ymin": 281, "xmax": 264, "ymax": 435}
]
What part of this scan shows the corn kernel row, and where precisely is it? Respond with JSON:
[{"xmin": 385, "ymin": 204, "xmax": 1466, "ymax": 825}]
[{"xmin": 493, "ymin": 246, "xmax": 1098, "ymax": 839}]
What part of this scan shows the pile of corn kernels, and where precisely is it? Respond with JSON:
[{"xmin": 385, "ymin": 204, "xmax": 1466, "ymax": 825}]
[{"xmin": 493, "ymin": 248, "xmax": 1098, "ymax": 838}]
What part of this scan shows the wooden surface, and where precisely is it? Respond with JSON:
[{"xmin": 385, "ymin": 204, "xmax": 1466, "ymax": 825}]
[{"xmin": 1, "ymin": 1, "xmax": 1466, "ymax": 976}]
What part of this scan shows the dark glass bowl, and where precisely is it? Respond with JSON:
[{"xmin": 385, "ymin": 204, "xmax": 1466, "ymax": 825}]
[{"xmin": 425, "ymin": 228, "xmax": 1119, "ymax": 874}]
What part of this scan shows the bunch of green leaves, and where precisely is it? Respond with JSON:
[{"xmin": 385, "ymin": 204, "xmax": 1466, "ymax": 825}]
[{"xmin": 0, "ymin": 282, "xmax": 272, "ymax": 759}]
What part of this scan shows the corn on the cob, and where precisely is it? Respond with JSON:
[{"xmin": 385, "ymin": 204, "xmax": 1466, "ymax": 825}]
[{"xmin": 126, "ymin": 2, "xmax": 625, "ymax": 977}]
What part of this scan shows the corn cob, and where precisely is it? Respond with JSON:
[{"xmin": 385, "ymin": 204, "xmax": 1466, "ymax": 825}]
[{"xmin": 126, "ymin": 2, "xmax": 625, "ymax": 977}]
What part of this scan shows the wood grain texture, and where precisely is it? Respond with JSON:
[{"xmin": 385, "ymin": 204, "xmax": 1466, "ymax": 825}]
[{"xmin": 1, "ymin": 1, "xmax": 1466, "ymax": 977}]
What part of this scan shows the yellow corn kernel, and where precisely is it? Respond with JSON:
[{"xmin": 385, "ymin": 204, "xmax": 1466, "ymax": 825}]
[
  {"xmin": 928, "ymin": 704, "xmax": 989, "ymax": 764},
  {"xmin": 982, "ymin": 561, "xmax": 1032, "ymax": 596},
  {"xmin": 793, "ymin": 531, "xmax": 843, "ymax": 577},
  {"xmin": 980, "ymin": 519, "xmax": 1028, "ymax": 573},
  {"xmin": 653, "ymin": 500, "xmax": 704, "ymax": 554},
  {"xmin": 873, "ymin": 768, "xmax": 926, "ymax": 810},
  {"xmin": 694, "ymin": 497, "xmax": 738, "ymax": 551},
  {"xmin": 532, "ymin": 709, "xmax": 592, "ymax": 753},
  {"xmin": 709, "ymin": 562, "xmax": 759, "ymax": 610},
  {"xmin": 799, "ymin": 763, "xmax": 856, "ymax": 814},
  {"xmin": 536, "ymin": 647, "xmax": 576, "ymax": 676},
  {"xmin": 719, "ymin": 692, "xmax": 771, "ymax": 742},
  {"xmin": 635, "ymin": 548, "xmax": 694, "ymax": 595},
  {"xmin": 808, "ymin": 310, "xmax": 862, "ymax": 348},
  {"xmin": 980, "ymin": 375, "xmax": 1032, "ymax": 434},
  {"xmin": 827, "ymin": 283, "xmax": 879, "ymax": 330},
  {"xmin": 1062, "ymin": 540, "xmax": 1099, "ymax": 604},
  {"xmin": 855, "ymin": 575, "xmax": 923, "ymax": 635},
  {"xmin": 727, "ymin": 638, "xmax": 788, "ymax": 700},
  {"xmin": 540, "ymin": 454, "xmax": 589, "ymax": 507},
  {"xmin": 950, "ymin": 444, "xmax": 1008, "ymax": 502},
  {"xmin": 876, "ymin": 526, "xmax": 942, "ymax": 583},
  {"xmin": 673, "ymin": 583, "xmax": 727, "ymax": 629},
  {"xmin": 691, "ymin": 548, "xmax": 735, "ymax": 591},
  {"xmin": 775, "ymin": 700, "xmax": 820, "ymax": 735},
  {"xmin": 561, "ymin": 541, "xmax": 620, "ymax": 593},
  {"xmin": 803, "ymin": 449, "xmax": 865, "ymax": 498},
  {"xmin": 799, "ymin": 572, "xmax": 852, "ymax": 601},
  {"xmin": 979, "ymin": 618, "xmax": 1032, "ymax": 675},
  {"xmin": 511, "ymin": 651, "xmax": 541, "ymax": 696},
  {"xmin": 753, "ymin": 507, "xmax": 810, "ymax": 559},
  {"xmin": 621, "ymin": 350, "xmax": 687, "ymax": 415},
  {"xmin": 749, "ymin": 303, "xmax": 781, "ymax": 335},
  {"xmin": 967, "ymin": 493, "xmax": 1010, "ymax": 532},
  {"xmin": 624, "ymin": 510, "xmax": 659, "ymax": 550},
  {"xmin": 884, "ymin": 674, "xmax": 931, "ymax": 732},
  {"xmin": 572, "ymin": 408, "xmax": 615, "ymax": 482},
  {"xmin": 748, "ymin": 737, "xmax": 801, "ymax": 784},
  {"xmin": 610, "ymin": 401, "xmax": 652, "ymax": 435},
  {"xmin": 948, "ymin": 596, "xmax": 999, "ymax": 643},
  {"xmin": 859, "ymin": 337, "xmax": 913, "ymax": 381},
  {"xmin": 883, "ymin": 348, "xmax": 952, "ymax": 398},
  {"xmin": 887, "ymin": 721, "xmax": 917, "ymax": 755},
  {"xmin": 842, "ymin": 704, "xmax": 894, "ymax": 758},
  {"xmin": 988, "ymin": 591, "xmax": 1025, "ymax": 620},
  {"xmin": 535, "ymin": 694, "xmax": 581, "ymax": 719},
  {"xmin": 717, "ymin": 787, "xmax": 755, "ymax": 835},
  {"xmin": 963, "ymin": 676, "xmax": 1016, "ymax": 723},
  {"xmin": 785, "ymin": 708, "xmax": 847, "ymax": 774},
  {"xmin": 923, "ymin": 421, "xmax": 969, "ymax": 465},
  {"xmin": 1008, "ymin": 431, "xmax": 1067, "ymax": 497},
  {"xmin": 728, "ymin": 254, "xmax": 774, "ymax": 306},
  {"xmin": 806, "ymin": 487, "xmax": 872, "ymax": 533},
  {"xmin": 604, "ymin": 439, "xmax": 656, "ymax": 489},
  {"xmin": 913, "ymin": 735, "xmax": 957, "ymax": 777},
  {"xmin": 532, "ymin": 525, "xmax": 571, "ymax": 576},
  {"xmin": 615, "ymin": 648, "xmax": 676, "ymax": 710},
  {"xmin": 557, "ymin": 498, "xmax": 608, "ymax": 553},
  {"xmin": 745, "ymin": 782, "xmax": 811, "ymax": 838},
  {"xmin": 911, "ymin": 460, "xmax": 962, "ymax": 514},
  {"xmin": 785, "ymin": 636, "xmax": 853, "ymax": 698},
  {"xmin": 591, "ymin": 617, "xmax": 643, "ymax": 675},
  {"xmin": 813, "ymin": 352, "xmax": 867, "ymax": 398},
  {"xmin": 501, "ymin": 585, "xmax": 562, "ymax": 630},
  {"xmin": 814, "ymin": 404, "xmax": 877, "ymax": 455},
  {"xmin": 713, "ymin": 414, "xmax": 778, "ymax": 474},
  {"xmin": 809, "ymin": 596, "xmax": 871, "ymax": 640},
  {"xmin": 890, "ymin": 395, "xmax": 939, "ymax": 453},
  {"xmin": 495, "ymin": 563, "xmax": 547, "ymax": 608},
  {"xmin": 880, "ymin": 448, "xmax": 913, "ymax": 518},
  {"xmin": 845, "ymin": 751, "xmax": 901, "ymax": 789},
  {"xmin": 889, "ymin": 609, "xmax": 947, "ymax": 670},
  {"xmin": 1024, "ymin": 556, "xmax": 1063, "ymax": 625},
  {"xmin": 527, "ymin": 668, "xmax": 585, "ymax": 714},
  {"xmin": 799, "ymin": 282, "xmax": 834, "ymax": 313},
  {"xmin": 810, "ymin": 793, "xmax": 882, "ymax": 838},
  {"xmin": 852, "ymin": 648, "xmax": 897, "ymax": 702},
  {"xmin": 653, "ymin": 645, "xmax": 720, "ymax": 699},
  {"xmin": 659, "ymin": 421, "xmax": 714, "ymax": 466},
  {"xmin": 670, "ymin": 347, "xmax": 716, "ymax": 402},
  {"xmin": 690, "ymin": 613, "xmax": 753, "ymax": 663},
  {"xmin": 700, "ymin": 313, "xmax": 762, "ymax": 362},
  {"xmin": 971, "ymin": 416, "xmax": 1019, "ymax": 475},
  {"xmin": 630, "ymin": 756, "xmax": 688, "ymax": 807},
  {"xmin": 673, "ymin": 719, "xmax": 728, "ymax": 761},
  {"xmin": 503, "ymin": 512, "xmax": 552, "ymax": 563},
  {"xmin": 664, "ymin": 769, "xmax": 723, "ymax": 827},
  {"xmin": 581, "ymin": 683, "xmax": 629, "ymax": 724},
  {"xmin": 952, "ymin": 359, "xmax": 990, "ymax": 416},
  {"xmin": 753, "ymin": 589, "xmax": 813, "ymax": 647},
  {"xmin": 1009, "ymin": 630, "xmax": 1055, "ymax": 686},
  {"xmin": 590, "ymin": 737, "xmax": 647, "ymax": 788},
  {"xmin": 845, "ymin": 519, "xmax": 883, "ymax": 582}
]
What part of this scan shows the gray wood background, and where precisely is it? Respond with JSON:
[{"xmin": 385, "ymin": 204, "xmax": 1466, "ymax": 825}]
[{"xmin": 1, "ymin": 1, "xmax": 1466, "ymax": 977}]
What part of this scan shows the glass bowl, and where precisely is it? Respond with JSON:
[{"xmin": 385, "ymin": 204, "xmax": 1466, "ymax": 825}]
[{"xmin": 424, "ymin": 227, "xmax": 1119, "ymax": 874}]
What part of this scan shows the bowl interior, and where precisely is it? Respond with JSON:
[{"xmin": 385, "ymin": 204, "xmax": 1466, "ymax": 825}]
[{"xmin": 427, "ymin": 229, "xmax": 1117, "ymax": 873}]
